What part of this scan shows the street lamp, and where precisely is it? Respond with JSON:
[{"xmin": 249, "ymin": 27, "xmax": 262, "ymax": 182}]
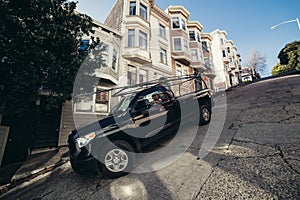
[{"xmin": 271, "ymin": 18, "xmax": 300, "ymax": 31}]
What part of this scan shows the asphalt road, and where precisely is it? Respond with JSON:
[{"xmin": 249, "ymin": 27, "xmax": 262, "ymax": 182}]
[{"xmin": 2, "ymin": 74, "xmax": 300, "ymax": 200}]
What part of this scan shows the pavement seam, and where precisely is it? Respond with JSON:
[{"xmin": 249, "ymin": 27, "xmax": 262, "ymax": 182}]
[
  {"xmin": 192, "ymin": 156, "xmax": 226, "ymax": 200},
  {"xmin": 275, "ymin": 145, "xmax": 300, "ymax": 175}
]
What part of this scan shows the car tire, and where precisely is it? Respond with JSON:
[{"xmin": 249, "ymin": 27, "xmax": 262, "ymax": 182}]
[
  {"xmin": 98, "ymin": 140, "xmax": 135, "ymax": 178},
  {"xmin": 70, "ymin": 159, "xmax": 85, "ymax": 175},
  {"xmin": 199, "ymin": 105, "xmax": 211, "ymax": 125}
]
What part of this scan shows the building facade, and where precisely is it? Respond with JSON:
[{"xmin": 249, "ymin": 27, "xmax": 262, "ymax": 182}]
[
  {"xmin": 59, "ymin": 20, "xmax": 122, "ymax": 145},
  {"xmin": 201, "ymin": 33, "xmax": 216, "ymax": 92},
  {"xmin": 210, "ymin": 29, "xmax": 241, "ymax": 91},
  {"xmin": 105, "ymin": 0, "xmax": 173, "ymax": 90}
]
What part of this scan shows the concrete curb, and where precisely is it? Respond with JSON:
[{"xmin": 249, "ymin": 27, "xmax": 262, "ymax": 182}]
[{"xmin": 0, "ymin": 147, "xmax": 70, "ymax": 196}]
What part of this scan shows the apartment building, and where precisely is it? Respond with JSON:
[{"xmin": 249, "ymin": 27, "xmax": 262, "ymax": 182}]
[
  {"xmin": 105, "ymin": 0, "xmax": 173, "ymax": 89},
  {"xmin": 59, "ymin": 20, "xmax": 122, "ymax": 145},
  {"xmin": 201, "ymin": 33, "xmax": 216, "ymax": 91},
  {"xmin": 210, "ymin": 29, "xmax": 241, "ymax": 91}
]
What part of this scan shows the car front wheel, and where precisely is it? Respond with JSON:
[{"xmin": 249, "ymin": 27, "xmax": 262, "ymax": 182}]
[
  {"xmin": 98, "ymin": 140, "xmax": 135, "ymax": 178},
  {"xmin": 199, "ymin": 105, "xmax": 211, "ymax": 125}
]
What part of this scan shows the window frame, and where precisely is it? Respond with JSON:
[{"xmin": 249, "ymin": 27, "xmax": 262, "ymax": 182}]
[
  {"xmin": 139, "ymin": 30, "xmax": 148, "ymax": 49},
  {"xmin": 159, "ymin": 23, "xmax": 166, "ymax": 39},
  {"xmin": 189, "ymin": 31, "xmax": 196, "ymax": 41},
  {"xmin": 172, "ymin": 17, "xmax": 180, "ymax": 29},
  {"xmin": 129, "ymin": 1, "xmax": 136, "ymax": 16},
  {"xmin": 173, "ymin": 38, "xmax": 182, "ymax": 51},
  {"xmin": 222, "ymin": 50, "xmax": 226, "ymax": 57},
  {"xmin": 139, "ymin": 3, "xmax": 148, "ymax": 20},
  {"xmin": 160, "ymin": 48, "xmax": 167, "ymax": 64},
  {"xmin": 128, "ymin": 29, "xmax": 135, "ymax": 47}
]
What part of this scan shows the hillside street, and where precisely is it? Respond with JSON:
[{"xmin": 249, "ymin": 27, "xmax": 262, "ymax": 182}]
[{"xmin": 1, "ymin": 74, "xmax": 300, "ymax": 199}]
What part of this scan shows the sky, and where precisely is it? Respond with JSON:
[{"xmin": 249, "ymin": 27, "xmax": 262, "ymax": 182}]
[{"xmin": 76, "ymin": 0, "xmax": 300, "ymax": 77}]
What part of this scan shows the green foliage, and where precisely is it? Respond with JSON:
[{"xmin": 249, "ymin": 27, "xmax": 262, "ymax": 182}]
[
  {"xmin": 278, "ymin": 40, "xmax": 300, "ymax": 72},
  {"xmin": 271, "ymin": 62, "xmax": 291, "ymax": 76},
  {"xmin": 0, "ymin": 0, "xmax": 96, "ymax": 115}
]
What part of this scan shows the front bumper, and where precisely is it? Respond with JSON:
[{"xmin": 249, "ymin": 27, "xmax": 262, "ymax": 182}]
[{"xmin": 70, "ymin": 156, "xmax": 99, "ymax": 174}]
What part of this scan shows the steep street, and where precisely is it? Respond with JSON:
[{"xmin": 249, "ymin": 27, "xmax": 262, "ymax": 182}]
[{"xmin": 1, "ymin": 74, "xmax": 300, "ymax": 199}]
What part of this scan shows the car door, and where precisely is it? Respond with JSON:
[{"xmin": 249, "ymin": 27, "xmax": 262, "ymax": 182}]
[{"xmin": 130, "ymin": 88, "xmax": 170, "ymax": 140}]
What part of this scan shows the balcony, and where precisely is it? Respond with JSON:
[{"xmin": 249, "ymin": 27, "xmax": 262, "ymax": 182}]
[
  {"xmin": 125, "ymin": 15, "xmax": 150, "ymax": 30},
  {"xmin": 123, "ymin": 47, "xmax": 152, "ymax": 64},
  {"xmin": 203, "ymin": 69, "xmax": 216, "ymax": 78},
  {"xmin": 94, "ymin": 67, "xmax": 119, "ymax": 84},
  {"xmin": 172, "ymin": 51, "xmax": 192, "ymax": 66},
  {"xmin": 191, "ymin": 60, "xmax": 206, "ymax": 72}
]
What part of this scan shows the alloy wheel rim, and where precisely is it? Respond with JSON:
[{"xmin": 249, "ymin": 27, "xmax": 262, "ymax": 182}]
[
  {"xmin": 104, "ymin": 149, "xmax": 129, "ymax": 172},
  {"xmin": 202, "ymin": 108, "xmax": 210, "ymax": 121}
]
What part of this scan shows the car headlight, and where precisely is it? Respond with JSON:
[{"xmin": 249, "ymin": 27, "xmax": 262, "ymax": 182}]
[{"xmin": 76, "ymin": 132, "xmax": 96, "ymax": 148}]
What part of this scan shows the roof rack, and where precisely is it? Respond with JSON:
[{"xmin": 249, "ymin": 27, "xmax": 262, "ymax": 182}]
[{"xmin": 75, "ymin": 73, "xmax": 205, "ymax": 98}]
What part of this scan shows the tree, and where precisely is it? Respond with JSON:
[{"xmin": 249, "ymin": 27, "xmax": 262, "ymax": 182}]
[
  {"xmin": 271, "ymin": 41, "xmax": 300, "ymax": 76},
  {"xmin": 0, "ymin": 0, "xmax": 97, "ymax": 115},
  {"xmin": 278, "ymin": 41, "xmax": 300, "ymax": 71},
  {"xmin": 246, "ymin": 49, "xmax": 267, "ymax": 76}
]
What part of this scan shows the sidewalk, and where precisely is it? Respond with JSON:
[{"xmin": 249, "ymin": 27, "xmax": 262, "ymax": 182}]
[{"xmin": 0, "ymin": 147, "xmax": 69, "ymax": 195}]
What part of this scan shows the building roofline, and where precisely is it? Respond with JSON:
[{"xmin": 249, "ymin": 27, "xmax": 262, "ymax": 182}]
[
  {"xmin": 201, "ymin": 33, "xmax": 213, "ymax": 41},
  {"xmin": 92, "ymin": 19, "xmax": 122, "ymax": 37},
  {"xmin": 167, "ymin": 5, "xmax": 190, "ymax": 19},
  {"xmin": 211, "ymin": 29, "xmax": 227, "ymax": 36},
  {"xmin": 187, "ymin": 21, "xmax": 203, "ymax": 31}
]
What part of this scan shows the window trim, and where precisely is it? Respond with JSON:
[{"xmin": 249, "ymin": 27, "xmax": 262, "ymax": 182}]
[
  {"xmin": 189, "ymin": 31, "xmax": 196, "ymax": 41},
  {"xmin": 139, "ymin": 3, "xmax": 148, "ymax": 20},
  {"xmin": 173, "ymin": 37, "xmax": 182, "ymax": 51},
  {"xmin": 172, "ymin": 17, "xmax": 180, "ymax": 29},
  {"xmin": 128, "ymin": 29, "xmax": 135, "ymax": 47},
  {"xmin": 160, "ymin": 48, "xmax": 167, "ymax": 65},
  {"xmin": 159, "ymin": 23, "xmax": 166, "ymax": 39},
  {"xmin": 139, "ymin": 30, "xmax": 148, "ymax": 49},
  {"xmin": 129, "ymin": 1, "xmax": 136, "ymax": 16}
]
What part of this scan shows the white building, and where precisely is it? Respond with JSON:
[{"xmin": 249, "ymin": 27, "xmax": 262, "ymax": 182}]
[
  {"xmin": 105, "ymin": 0, "xmax": 173, "ymax": 89},
  {"xmin": 210, "ymin": 29, "xmax": 241, "ymax": 91}
]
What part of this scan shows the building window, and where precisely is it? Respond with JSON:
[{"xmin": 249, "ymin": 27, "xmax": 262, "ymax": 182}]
[
  {"xmin": 176, "ymin": 64, "xmax": 182, "ymax": 75},
  {"xmin": 174, "ymin": 38, "xmax": 181, "ymax": 51},
  {"xmin": 183, "ymin": 39, "xmax": 188, "ymax": 52},
  {"xmin": 112, "ymin": 49, "xmax": 117, "ymax": 70},
  {"xmin": 129, "ymin": 2, "xmax": 136, "ymax": 15},
  {"xmin": 79, "ymin": 40, "xmax": 90, "ymax": 56},
  {"xmin": 183, "ymin": 69, "xmax": 188, "ymax": 75},
  {"xmin": 172, "ymin": 17, "xmax": 180, "ymax": 29},
  {"xmin": 160, "ymin": 48, "xmax": 167, "ymax": 64},
  {"xmin": 128, "ymin": 29, "xmax": 135, "ymax": 47},
  {"xmin": 227, "ymin": 47, "xmax": 231, "ymax": 53},
  {"xmin": 102, "ymin": 43, "xmax": 109, "ymax": 67},
  {"xmin": 220, "ymin": 38, "xmax": 225, "ymax": 45},
  {"xmin": 197, "ymin": 32, "xmax": 201, "ymax": 42},
  {"xmin": 202, "ymin": 41, "xmax": 208, "ymax": 52},
  {"xmin": 181, "ymin": 19, "xmax": 186, "ymax": 30},
  {"xmin": 159, "ymin": 24, "xmax": 166, "ymax": 39},
  {"xmin": 189, "ymin": 31, "xmax": 196, "ymax": 41},
  {"xmin": 191, "ymin": 49, "xmax": 199, "ymax": 61},
  {"xmin": 128, "ymin": 65, "xmax": 137, "ymax": 85},
  {"xmin": 139, "ymin": 31, "xmax": 147, "ymax": 49},
  {"xmin": 95, "ymin": 90, "xmax": 109, "ymax": 113},
  {"xmin": 222, "ymin": 50, "xmax": 226, "ymax": 57},
  {"xmin": 140, "ymin": 3, "xmax": 147, "ymax": 20},
  {"xmin": 139, "ymin": 69, "xmax": 147, "ymax": 83}
]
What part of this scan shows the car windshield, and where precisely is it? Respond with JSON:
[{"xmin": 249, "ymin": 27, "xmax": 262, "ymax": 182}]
[{"xmin": 109, "ymin": 95, "xmax": 134, "ymax": 115}]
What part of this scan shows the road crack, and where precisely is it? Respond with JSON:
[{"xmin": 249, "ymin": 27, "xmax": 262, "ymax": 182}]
[{"xmin": 275, "ymin": 145, "xmax": 300, "ymax": 175}]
